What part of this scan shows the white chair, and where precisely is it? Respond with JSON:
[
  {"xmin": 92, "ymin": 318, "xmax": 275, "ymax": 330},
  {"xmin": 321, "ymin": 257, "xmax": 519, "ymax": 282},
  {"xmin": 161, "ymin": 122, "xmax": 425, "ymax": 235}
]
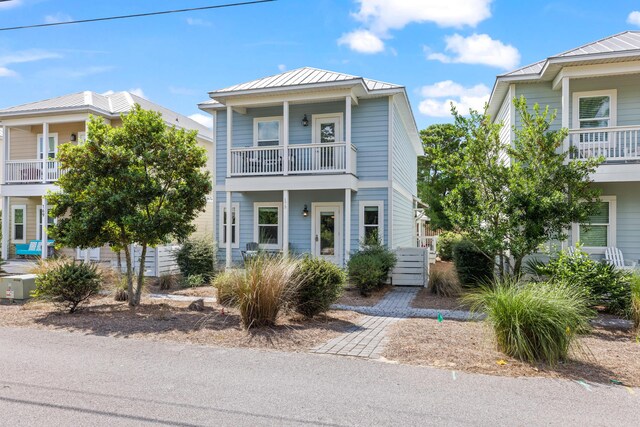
[{"xmin": 604, "ymin": 247, "xmax": 637, "ymax": 270}]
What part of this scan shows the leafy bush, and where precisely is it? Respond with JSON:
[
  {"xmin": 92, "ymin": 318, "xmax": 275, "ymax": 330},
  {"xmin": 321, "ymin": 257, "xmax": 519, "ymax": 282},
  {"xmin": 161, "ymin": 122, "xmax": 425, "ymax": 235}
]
[
  {"xmin": 212, "ymin": 269, "xmax": 243, "ymax": 307},
  {"xmin": 429, "ymin": 264, "xmax": 462, "ymax": 297},
  {"xmin": 531, "ymin": 248, "xmax": 631, "ymax": 316},
  {"xmin": 180, "ymin": 273, "xmax": 206, "ymax": 288},
  {"xmin": 32, "ymin": 260, "xmax": 102, "ymax": 313},
  {"xmin": 348, "ymin": 243, "xmax": 396, "ymax": 296},
  {"xmin": 437, "ymin": 231, "xmax": 463, "ymax": 261},
  {"xmin": 465, "ymin": 279, "xmax": 594, "ymax": 365},
  {"xmin": 630, "ymin": 273, "xmax": 640, "ymax": 331},
  {"xmin": 175, "ymin": 236, "xmax": 216, "ymax": 282},
  {"xmin": 295, "ymin": 257, "xmax": 346, "ymax": 317},
  {"xmin": 235, "ymin": 255, "xmax": 301, "ymax": 329},
  {"xmin": 452, "ymin": 239, "xmax": 494, "ymax": 288}
]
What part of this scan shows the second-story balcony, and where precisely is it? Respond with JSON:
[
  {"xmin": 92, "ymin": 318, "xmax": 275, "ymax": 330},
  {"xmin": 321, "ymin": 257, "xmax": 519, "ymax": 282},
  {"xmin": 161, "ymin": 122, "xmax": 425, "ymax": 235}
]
[
  {"xmin": 230, "ymin": 142, "xmax": 357, "ymax": 177},
  {"xmin": 5, "ymin": 160, "xmax": 64, "ymax": 184},
  {"xmin": 569, "ymin": 126, "xmax": 640, "ymax": 162}
]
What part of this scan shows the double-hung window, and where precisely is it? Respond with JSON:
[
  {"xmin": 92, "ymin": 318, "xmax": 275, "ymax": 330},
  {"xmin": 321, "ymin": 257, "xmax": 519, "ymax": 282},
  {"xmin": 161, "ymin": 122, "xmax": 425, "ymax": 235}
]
[
  {"xmin": 359, "ymin": 201, "xmax": 384, "ymax": 246},
  {"xmin": 573, "ymin": 90, "xmax": 616, "ymax": 144},
  {"xmin": 254, "ymin": 202, "xmax": 282, "ymax": 250},
  {"xmin": 219, "ymin": 203, "xmax": 239, "ymax": 248},
  {"xmin": 11, "ymin": 205, "xmax": 26, "ymax": 243},
  {"xmin": 254, "ymin": 117, "xmax": 282, "ymax": 147},
  {"xmin": 572, "ymin": 196, "xmax": 616, "ymax": 252}
]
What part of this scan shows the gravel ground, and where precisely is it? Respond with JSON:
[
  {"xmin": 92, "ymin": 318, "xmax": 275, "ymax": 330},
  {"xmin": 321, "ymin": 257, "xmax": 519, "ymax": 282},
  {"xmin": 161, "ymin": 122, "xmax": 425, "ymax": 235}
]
[{"xmin": 383, "ymin": 317, "xmax": 640, "ymax": 387}]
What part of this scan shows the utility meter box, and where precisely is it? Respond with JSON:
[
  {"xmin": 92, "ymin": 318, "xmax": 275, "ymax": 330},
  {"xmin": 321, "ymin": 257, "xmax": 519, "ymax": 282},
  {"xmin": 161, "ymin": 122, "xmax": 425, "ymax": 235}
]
[{"xmin": 0, "ymin": 274, "xmax": 38, "ymax": 300}]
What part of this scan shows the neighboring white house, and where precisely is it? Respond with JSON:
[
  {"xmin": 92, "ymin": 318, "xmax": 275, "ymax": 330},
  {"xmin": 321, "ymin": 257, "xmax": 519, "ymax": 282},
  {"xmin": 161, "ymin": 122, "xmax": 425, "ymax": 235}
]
[
  {"xmin": 0, "ymin": 91, "xmax": 214, "ymax": 271},
  {"xmin": 488, "ymin": 31, "xmax": 640, "ymax": 262},
  {"xmin": 198, "ymin": 67, "xmax": 424, "ymax": 267}
]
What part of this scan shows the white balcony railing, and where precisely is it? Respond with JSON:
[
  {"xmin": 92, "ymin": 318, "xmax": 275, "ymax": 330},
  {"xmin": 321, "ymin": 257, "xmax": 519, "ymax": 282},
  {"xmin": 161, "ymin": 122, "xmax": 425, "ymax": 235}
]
[
  {"xmin": 229, "ymin": 142, "xmax": 356, "ymax": 177},
  {"xmin": 569, "ymin": 126, "xmax": 640, "ymax": 162},
  {"xmin": 5, "ymin": 160, "xmax": 63, "ymax": 183}
]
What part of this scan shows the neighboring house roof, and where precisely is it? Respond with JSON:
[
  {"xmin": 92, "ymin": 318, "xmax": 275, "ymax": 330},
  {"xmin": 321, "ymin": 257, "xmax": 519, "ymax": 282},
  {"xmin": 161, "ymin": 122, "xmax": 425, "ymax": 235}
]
[
  {"xmin": 488, "ymin": 31, "xmax": 640, "ymax": 117},
  {"xmin": 0, "ymin": 91, "xmax": 212, "ymax": 140}
]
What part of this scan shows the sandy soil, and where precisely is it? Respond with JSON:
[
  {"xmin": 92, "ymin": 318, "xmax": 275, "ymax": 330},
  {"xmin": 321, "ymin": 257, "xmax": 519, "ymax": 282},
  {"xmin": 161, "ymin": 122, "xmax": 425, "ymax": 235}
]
[
  {"xmin": 383, "ymin": 317, "xmax": 640, "ymax": 387},
  {"xmin": 336, "ymin": 284, "xmax": 392, "ymax": 307},
  {"xmin": 0, "ymin": 296, "xmax": 362, "ymax": 353}
]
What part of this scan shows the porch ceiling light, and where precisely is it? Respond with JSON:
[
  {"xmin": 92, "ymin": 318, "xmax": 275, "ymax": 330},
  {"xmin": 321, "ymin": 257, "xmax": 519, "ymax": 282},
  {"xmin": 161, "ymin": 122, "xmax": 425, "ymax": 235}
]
[
  {"xmin": 302, "ymin": 205, "xmax": 309, "ymax": 217},
  {"xmin": 302, "ymin": 114, "xmax": 309, "ymax": 127}
]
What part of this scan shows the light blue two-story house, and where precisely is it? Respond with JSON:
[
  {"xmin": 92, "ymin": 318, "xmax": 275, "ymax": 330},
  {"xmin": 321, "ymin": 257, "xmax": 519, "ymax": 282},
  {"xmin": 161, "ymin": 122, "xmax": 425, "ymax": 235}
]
[
  {"xmin": 488, "ymin": 31, "xmax": 640, "ymax": 263},
  {"xmin": 198, "ymin": 67, "xmax": 423, "ymax": 267}
]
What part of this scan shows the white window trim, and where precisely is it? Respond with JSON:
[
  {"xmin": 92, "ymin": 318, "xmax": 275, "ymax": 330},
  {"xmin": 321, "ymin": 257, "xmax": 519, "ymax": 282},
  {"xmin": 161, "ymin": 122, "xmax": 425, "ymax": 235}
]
[
  {"xmin": 312, "ymin": 113, "xmax": 344, "ymax": 144},
  {"xmin": 571, "ymin": 195, "xmax": 616, "ymax": 254},
  {"xmin": 219, "ymin": 202, "xmax": 240, "ymax": 249},
  {"xmin": 253, "ymin": 202, "xmax": 283, "ymax": 250},
  {"xmin": 36, "ymin": 205, "xmax": 57, "ymax": 241},
  {"xmin": 11, "ymin": 205, "xmax": 26, "ymax": 244},
  {"xmin": 253, "ymin": 116, "xmax": 284, "ymax": 147},
  {"xmin": 36, "ymin": 132, "xmax": 59, "ymax": 158},
  {"xmin": 571, "ymin": 90, "xmax": 617, "ymax": 130},
  {"xmin": 359, "ymin": 200, "xmax": 384, "ymax": 246}
]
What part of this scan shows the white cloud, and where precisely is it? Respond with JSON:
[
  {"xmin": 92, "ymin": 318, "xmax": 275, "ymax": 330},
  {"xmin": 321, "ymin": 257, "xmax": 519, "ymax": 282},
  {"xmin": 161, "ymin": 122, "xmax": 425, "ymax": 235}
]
[
  {"xmin": 338, "ymin": 29, "xmax": 385, "ymax": 54},
  {"xmin": 44, "ymin": 13, "xmax": 73, "ymax": 24},
  {"xmin": 0, "ymin": 67, "xmax": 17, "ymax": 77},
  {"xmin": 186, "ymin": 17, "xmax": 211, "ymax": 27},
  {"xmin": 339, "ymin": 0, "xmax": 492, "ymax": 53},
  {"xmin": 627, "ymin": 11, "xmax": 640, "ymax": 26},
  {"xmin": 129, "ymin": 88, "xmax": 145, "ymax": 98},
  {"xmin": 189, "ymin": 113, "xmax": 213, "ymax": 128},
  {"xmin": 418, "ymin": 80, "xmax": 490, "ymax": 117},
  {"xmin": 0, "ymin": 0, "xmax": 23, "ymax": 10},
  {"xmin": 426, "ymin": 33, "xmax": 520, "ymax": 70},
  {"xmin": 278, "ymin": 64, "xmax": 287, "ymax": 72}
]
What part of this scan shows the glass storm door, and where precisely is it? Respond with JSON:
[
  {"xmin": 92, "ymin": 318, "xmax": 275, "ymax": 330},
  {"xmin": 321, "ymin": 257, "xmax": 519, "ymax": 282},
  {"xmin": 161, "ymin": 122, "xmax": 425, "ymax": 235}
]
[
  {"xmin": 314, "ymin": 117, "xmax": 341, "ymax": 169},
  {"xmin": 313, "ymin": 205, "xmax": 341, "ymax": 264}
]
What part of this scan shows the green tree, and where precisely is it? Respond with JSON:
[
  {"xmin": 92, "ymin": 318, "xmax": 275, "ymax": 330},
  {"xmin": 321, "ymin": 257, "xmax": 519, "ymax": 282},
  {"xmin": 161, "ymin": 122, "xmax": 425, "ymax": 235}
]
[
  {"xmin": 48, "ymin": 105, "xmax": 212, "ymax": 306},
  {"xmin": 444, "ymin": 97, "xmax": 602, "ymax": 277},
  {"xmin": 417, "ymin": 123, "xmax": 464, "ymax": 230}
]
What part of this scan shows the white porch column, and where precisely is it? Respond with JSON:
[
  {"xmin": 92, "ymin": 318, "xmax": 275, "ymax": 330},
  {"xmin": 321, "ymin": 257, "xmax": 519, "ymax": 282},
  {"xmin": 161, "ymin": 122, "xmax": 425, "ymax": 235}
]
[
  {"xmin": 561, "ymin": 77, "xmax": 570, "ymax": 151},
  {"xmin": 225, "ymin": 191, "xmax": 232, "ymax": 268},
  {"xmin": 41, "ymin": 197, "xmax": 48, "ymax": 259},
  {"xmin": 42, "ymin": 122, "xmax": 49, "ymax": 183},
  {"xmin": 226, "ymin": 106, "xmax": 233, "ymax": 178},
  {"xmin": 283, "ymin": 101, "xmax": 289, "ymax": 175},
  {"xmin": 344, "ymin": 189, "xmax": 351, "ymax": 265},
  {"xmin": 1, "ymin": 125, "xmax": 7, "ymax": 185},
  {"xmin": 283, "ymin": 190, "xmax": 289, "ymax": 256},
  {"xmin": 1, "ymin": 196, "xmax": 9, "ymax": 260},
  {"xmin": 345, "ymin": 96, "xmax": 352, "ymax": 174}
]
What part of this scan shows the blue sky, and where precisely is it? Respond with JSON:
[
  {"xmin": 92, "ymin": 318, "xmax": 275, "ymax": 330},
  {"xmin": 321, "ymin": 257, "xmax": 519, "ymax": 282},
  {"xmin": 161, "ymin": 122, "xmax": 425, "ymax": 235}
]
[{"xmin": 1, "ymin": 0, "xmax": 640, "ymax": 129}]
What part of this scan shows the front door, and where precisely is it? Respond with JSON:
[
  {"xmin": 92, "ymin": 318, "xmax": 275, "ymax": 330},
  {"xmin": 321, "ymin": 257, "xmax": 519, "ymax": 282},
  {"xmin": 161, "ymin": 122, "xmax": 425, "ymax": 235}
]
[
  {"xmin": 38, "ymin": 133, "xmax": 58, "ymax": 180},
  {"xmin": 312, "ymin": 204, "xmax": 342, "ymax": 265}
]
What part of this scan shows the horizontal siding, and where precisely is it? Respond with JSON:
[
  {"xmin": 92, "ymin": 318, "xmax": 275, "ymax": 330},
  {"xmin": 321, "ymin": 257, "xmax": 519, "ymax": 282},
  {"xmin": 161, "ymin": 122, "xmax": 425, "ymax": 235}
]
[
  {"xmin": 352, "ymin": 97, "xmax": 389, "ymax": 180},
  {"xmin": 569, "ymin": 74, "xmax": 640, "ymax": 127},
  {"xmin": 392, "ymin": 188, "xmax": 414, "ymax": 248},
  {"xmin": 391, "ymin": 99, "xmax": 416, "ymax": 194},
  {"xmin": 8, "ymin": 122, "xmax": 85, "ymax": 160},
  {"xmin": 514, "ymin": 82, "xmax": 562, "ymax": 131},
  {"xmin": 497, "ymin": 93, "xmax": 511, "ymax": 146}
]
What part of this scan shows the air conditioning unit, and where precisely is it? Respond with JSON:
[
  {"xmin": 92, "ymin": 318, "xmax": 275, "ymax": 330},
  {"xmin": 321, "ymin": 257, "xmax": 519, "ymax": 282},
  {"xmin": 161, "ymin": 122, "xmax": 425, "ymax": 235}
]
[{"xmin": 0, "ymin": 274, "xmax": 38, "ymax": 300}]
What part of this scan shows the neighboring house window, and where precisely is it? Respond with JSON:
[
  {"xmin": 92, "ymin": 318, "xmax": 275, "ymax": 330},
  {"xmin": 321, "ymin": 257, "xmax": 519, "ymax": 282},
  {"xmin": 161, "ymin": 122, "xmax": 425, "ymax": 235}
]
[
  {"xmin": 219, "ymin": 202, "xmax": 239, "ymax": 249},
  {"xmin": 572, "ymin": 196, "xmax": 616, "ymax": 252},
  {"xmin": 572, "ymin": 90, "xmax": 617, "ymax": 130},
  {"xmin": 36, "ymin": 205, "xmax": 56, "ymax": 241},
  {"xmin": 253, "ymin": 202, "xmax": 282, "ymax": 249},
  {"xmin": 359, "ymin": 201, "xmax": 384, "ymax": 246},
  {"xmin": 254, "ymin": 117, "xmax": 282, "ymax": 147},
  {"xmin": 11, "ymin": 205, "xmax": 26, "ymax": 243}
]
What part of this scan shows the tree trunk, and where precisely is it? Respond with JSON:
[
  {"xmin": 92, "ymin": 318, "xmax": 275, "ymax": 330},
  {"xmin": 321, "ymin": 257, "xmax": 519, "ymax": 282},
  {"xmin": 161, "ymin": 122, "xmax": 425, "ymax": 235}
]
[
  {"xmin": 134, "ymin": 244, "xmax": 147, "ymax": 306},
  {"xmin": 123, "ymin": 244, "xmax": 135, "ymax": 307},
  {"xmin": 513, "ymin": 255, "xmax": 524, "ymax": 279},
  {"xmin": 117, "ymin": 250, "xmax": 122, "ymax": 270}
]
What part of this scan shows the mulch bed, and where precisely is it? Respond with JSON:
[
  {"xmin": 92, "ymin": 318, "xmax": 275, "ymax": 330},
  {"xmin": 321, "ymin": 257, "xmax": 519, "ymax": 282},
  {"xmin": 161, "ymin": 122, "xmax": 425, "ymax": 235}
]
[
  {"xmin": 0, "ymin": 296, "xmax": 362, "ymax": 352},
  {"xmin": 336, "ymin": 284, "xmax": 392, "ymax": 307},
  {"xmin": 410, "ymin": 288, "xmax": 470, "ymax": 311},
  {"xmin": 383, "ymin": 317, "xmax": 640, "ymax": 387}
]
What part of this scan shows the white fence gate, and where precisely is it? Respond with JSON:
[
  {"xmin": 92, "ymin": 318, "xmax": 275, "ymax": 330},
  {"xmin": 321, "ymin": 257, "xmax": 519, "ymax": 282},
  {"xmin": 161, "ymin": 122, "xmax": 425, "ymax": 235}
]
[
  {"xmin": 390, "ymin": 247, "xmax": 429, "ymax": 287},
  {"xmin": 111, "ymin": 244, "xmax": 181, "ymax": 277}
]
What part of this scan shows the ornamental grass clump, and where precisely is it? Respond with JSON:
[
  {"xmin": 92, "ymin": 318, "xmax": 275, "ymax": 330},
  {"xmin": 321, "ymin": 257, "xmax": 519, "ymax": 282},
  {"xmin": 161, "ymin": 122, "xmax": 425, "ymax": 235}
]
[
  {"xmin": 212, "ymin": 269, "xmax": 244, "ymax": 307},
  {"xmin": 630, "ymin": 273, "xmax": 640, "ymax": 331},
  {"xmin": 464, "ymin": 279, "xmax": 594, "ymax": 365},
  {"xmin": 235, "ymin": 255, "xmax": 301, "ymax": 329}
]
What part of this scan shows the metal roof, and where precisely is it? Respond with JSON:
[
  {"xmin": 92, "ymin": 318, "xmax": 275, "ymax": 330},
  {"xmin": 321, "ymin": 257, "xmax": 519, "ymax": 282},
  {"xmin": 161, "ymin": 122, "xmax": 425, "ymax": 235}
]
[
  {"xmin": 0, "ymin": 91, "xmax": 211, "ymax": 137},
  {"xmin": 212, "ymin": 67, "xmax": 401, "ymax": 94}
]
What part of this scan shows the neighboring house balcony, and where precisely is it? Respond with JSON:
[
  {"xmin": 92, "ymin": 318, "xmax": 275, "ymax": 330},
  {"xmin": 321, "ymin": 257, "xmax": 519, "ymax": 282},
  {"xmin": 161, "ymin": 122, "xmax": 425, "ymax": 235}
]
[
  {"xmin": 569, "ymin": 126, "xmax": 640, "ymax": 163},
  {"xmin": 5, "ymin": 159, "xmax": 64, "ymax": 184}
]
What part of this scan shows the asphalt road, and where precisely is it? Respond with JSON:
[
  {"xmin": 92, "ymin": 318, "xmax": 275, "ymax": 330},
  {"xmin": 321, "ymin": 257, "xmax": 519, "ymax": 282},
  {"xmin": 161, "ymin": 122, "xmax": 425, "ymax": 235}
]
[{"xmin": 0, "ymin": 327, "xmax": 637, "ymax": 426}]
